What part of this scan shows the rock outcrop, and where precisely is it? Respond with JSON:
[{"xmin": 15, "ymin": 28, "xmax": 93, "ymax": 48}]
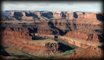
[{"xmin": 1, "ymin": 10, "xmax": 103, "ymax": 50}]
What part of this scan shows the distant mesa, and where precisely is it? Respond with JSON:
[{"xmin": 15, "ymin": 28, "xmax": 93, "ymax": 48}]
[{"xmin": 1, "ymin": 10, "xmax": 103, "ymax": 25}]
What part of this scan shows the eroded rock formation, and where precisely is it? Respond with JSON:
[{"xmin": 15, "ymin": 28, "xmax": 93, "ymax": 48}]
[{"xmin": 1, "ymin": 11, "xmax": 103, "ymax": 58}]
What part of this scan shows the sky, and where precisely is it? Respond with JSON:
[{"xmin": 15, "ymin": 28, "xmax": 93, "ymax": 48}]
[{"xmin": 2, "ymin": 1, "xmax": 102, "ymax": 13}]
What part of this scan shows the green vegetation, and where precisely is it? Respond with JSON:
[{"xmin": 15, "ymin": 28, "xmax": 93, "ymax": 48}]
[{"xmin": 63, "ymin": 49, "xmax": 75, "ymax": 55}]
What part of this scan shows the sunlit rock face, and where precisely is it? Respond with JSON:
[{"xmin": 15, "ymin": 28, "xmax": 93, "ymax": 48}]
[
  {"xmin": 53, "ymin": 11, "xmax": 62, "ymax": 19},
  {"xmin": 34, "ymin": 11, "xmax": 42, "ymax": 20},
  {"xmin": 66, "ymin": 12, "xmax": 74, "ymax": 20},
  {"xmin": 76, "ymin": 12, "xmax": 84, "ymax": 19},
  {"xmin": 21, "ymin": 11, "xmax": 33, "ymax": 20},
  {"xmin": 76, "ymin": 12, "xmax": 101, "ymax": 25},
  {"xmin": 84, "ymin": 12, "xmax": 97, "ymax": 19}
]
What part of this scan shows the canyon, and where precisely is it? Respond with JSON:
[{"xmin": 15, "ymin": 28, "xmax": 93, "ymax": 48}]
[{"xmin": 1, "ymin": 11, "xmax": 104, "ymax": 59}]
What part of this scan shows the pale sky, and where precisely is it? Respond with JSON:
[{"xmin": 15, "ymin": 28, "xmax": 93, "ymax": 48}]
[{"xmin": 2, "ymin": 1, "xmax": 102, "ymax": 13}]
